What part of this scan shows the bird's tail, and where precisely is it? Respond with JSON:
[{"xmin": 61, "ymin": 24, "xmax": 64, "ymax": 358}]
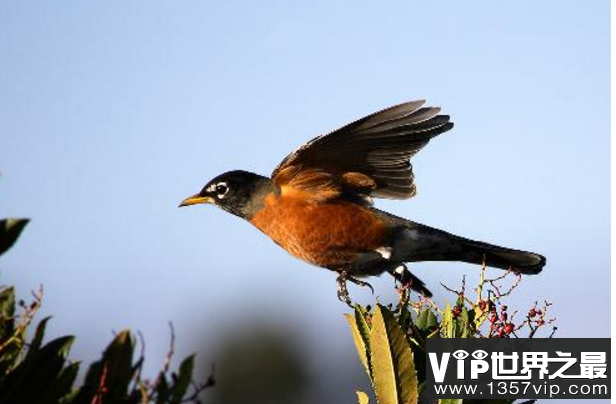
[
  {"xmin": 448, "ymin": 236, "xmax": 545, "ymax": 274},
  {"xmin": 392, "ymin": 222, "xmax": 546, "ymax": 274}
]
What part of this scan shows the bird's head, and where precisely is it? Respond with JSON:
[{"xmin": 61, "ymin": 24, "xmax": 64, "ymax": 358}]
[{"xmin": 179, "ymin": 170, "xmax": 276, "ymax": 220}]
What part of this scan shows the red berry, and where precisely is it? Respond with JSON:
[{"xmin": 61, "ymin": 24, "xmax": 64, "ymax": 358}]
[
  {"xmin": 501, "ymin": 305, "xmax": 508, "ymax": 311},
  {"xmin": 504, "ymin": 323, "xmax": 514, "ymax": 334},
  {"xmin": 490, "ymin": 314, "xmax": 498, "ymax": 323},
  {"xmin": 479, "ymin": 301, "xmax": 487, "ymax": 310},
  {"xmin": 501, "ymin": 312, "xmax": 508, "ymax": 321},
  {"xmin": 529, "ymin": 308, "xmax": 537, "ymax": 317},
  {"xmin": 452, "ymin": 306, "xmax": 462, "ymax": 317},
  {"xmin": 537, "ymin": 319, "xmax": 545, "ymax": 326},
  {"xmin": 498, "ymin": 329, "xmax": 506, "ymax": 338}
]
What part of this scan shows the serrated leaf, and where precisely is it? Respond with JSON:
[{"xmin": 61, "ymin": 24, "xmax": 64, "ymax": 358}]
[
  {"xmin": 370, "ymin": 304, "xmax": 418, "ymax": 404},
  {"xmin": 355, "ymin": 307, "xmax": 372, "ymax": 343},
  {"xmin": 398, "ymin": 301, "xmax": 411, "ymax": 330},
  {"xmin": 357, "ymin": 391, "xmax": 370, "ymax": 404},
  {"xmin": 415, "ymin": 308, "xmax": 438, "ymax": 333},
  {"xmin": 170, "ymin": 354, "xmax": 195, "ymax": 404},
  {"xmin": 473, "ymin": 305, "xmax": 488, "ymax": 329},
  {"xmin": 441, "ymin": 303, "xmax": 453, "ymax": 338},
  {"xmin": 346, "ymin": 313, "xmax": 370, "ymax": 377},
  {"xmin": 459, "ymin": 309, "xmax": 470, "ymax": 338},
  {"xmin": 0, "ymin": 219, "xmax": 29, "ymax": 257}
]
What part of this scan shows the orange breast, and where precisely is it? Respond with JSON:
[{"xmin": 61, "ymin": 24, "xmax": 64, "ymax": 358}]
[{"xmin": 250, "ymin": 190, "xmax": 387, "ymax": 268}]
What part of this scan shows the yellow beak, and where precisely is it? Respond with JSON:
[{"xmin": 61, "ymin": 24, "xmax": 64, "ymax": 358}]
[{"xmin": 178, "ymin": 194, "xmax": 214, "ymax": 207}]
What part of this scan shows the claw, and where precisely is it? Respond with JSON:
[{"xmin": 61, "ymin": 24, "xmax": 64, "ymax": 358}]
[
  {"xmin": 336, "ymin": 271, "xmax": 375, "ymax": 306},
  {"xmin": 336, "ymin": 272, "xmax": 353, "ymax": 307},
  {"xmin": 346, "ymin": 276, "xmax": 375, "ymax": 295}
]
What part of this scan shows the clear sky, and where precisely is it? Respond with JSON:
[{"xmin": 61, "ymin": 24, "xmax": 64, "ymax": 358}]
[{"xmin": 0, "ymin": 1, "xmax": 609, "ymax": 402}]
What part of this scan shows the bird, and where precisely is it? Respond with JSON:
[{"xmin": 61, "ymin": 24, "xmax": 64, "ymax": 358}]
[{"xmin": 179, "ymin": 100, "xmax": 545, "ymax": 304}]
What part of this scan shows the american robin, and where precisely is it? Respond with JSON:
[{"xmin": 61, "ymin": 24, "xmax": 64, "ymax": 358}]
[{"xmin": 180, "ymin": 100, "xmax": 545, "ymax": 304}]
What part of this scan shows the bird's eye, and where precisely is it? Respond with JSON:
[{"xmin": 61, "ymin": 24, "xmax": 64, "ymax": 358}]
[{"xmin": 215, "ymin": 183, "xmax": 229, "ymax": 198}]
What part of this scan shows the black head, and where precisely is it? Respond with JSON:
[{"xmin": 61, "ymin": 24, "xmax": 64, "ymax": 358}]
[{"xmin": 179, "ymin": 170, "xmax": 277, "ymax": 219}]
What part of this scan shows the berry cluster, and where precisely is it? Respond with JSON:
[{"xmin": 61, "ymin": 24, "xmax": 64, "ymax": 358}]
[
  {"xmin": 487, "ymin": 303, "xmax": 515, "ymax": 338},
  {"xmin": 528, "ymin": 307, "xmax": 544, "ymax": 326}
]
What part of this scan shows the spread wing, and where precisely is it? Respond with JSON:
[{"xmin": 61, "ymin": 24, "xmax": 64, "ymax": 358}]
[{"xmin": 271, "ymin": 100, "xmax": 454, "ymax": 200}]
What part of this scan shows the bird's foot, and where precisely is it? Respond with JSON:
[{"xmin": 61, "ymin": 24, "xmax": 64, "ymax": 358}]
[
  {"xmin": 336, "ymin": 271, "xmax": 374, "ymax": 307},
  {"xmin": 346, "ymin": 275, "xmax": 375, "ymax": 295},
  {"xmin": 336, "ymin": 272, "xmax": 353, "ymax": 307}
]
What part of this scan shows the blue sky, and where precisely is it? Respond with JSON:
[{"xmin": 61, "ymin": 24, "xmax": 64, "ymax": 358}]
[{"xmin": 0, "ymin": 0, "xmax": 609, "ymax": 401}]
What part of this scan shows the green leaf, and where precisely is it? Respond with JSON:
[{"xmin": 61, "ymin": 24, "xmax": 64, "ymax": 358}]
[
  {"xmin": 415, "ymin": 308, "xmax": 438, "ymax": 333},
  {"xmin": 0, "ymin": 336, "xmax": 74, "ymax": 404},
  {"xmin": 346, "ymin": 313, "xmax": 370, "ymax": 377},
  {"xmin": 439, "ymin": 399, "xmax": 463, "ymax": 404},
  {"xmin": 355, "ymin": 307, "xmax": 372, "ymax": 345},
  {"xmin": 346, "ymin": 306, "xmax": 372, "ymax": 378},
  {"xmin": 370, "ymin": 304, "xmax": 418, "ymax": 404},
  {"xmin": 0, "ymin": 286, "xmax": 16, "ymax": 339},
  {"xmin": 397, "ymin": 300, "xmax": 411, "ymax": 330},
  {"xmin": 33, "ymin": 361, "xmax": 79, "ymax": 404},
  {"xmin": 441, "ymin": 303, "xmax": 453, "ymax": 338},
  {"xmin": 77, "ymin": 330, "xmax": 136, "ymax": 402},
  {"xmin": 155, "ymin": 374, "xmax": 170, "ymax": 404},
  {"xmin": 357, "ymin": 391, "xmax": 370, "ymax": 404},
  {"xmin": 26, "ymin": 317, "xmax": 51, "ymax": 359},
  {"xmin": 0, "ymin": 287, "xmax": 20, "ymax": 374},
  {"xmin": 100, "ymin": 330, "xmax": 135, "ymax": 398},
  {"xmin": 170, "ymin": 354, "xmax": 195, "ymax": 404},
  {"xmin": 459, "ymin": 308, "xmax": 470, "ymax": 338},
  {"xmin": 0, "ymin": 219, "xmax": 29, "ymax": 257}
]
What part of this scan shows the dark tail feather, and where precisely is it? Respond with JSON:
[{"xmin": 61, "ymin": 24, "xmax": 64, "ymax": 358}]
[
  {"xmin": 387, "ymin": 264, "xmax": 434, "ymax": 297},
  {"xmin": 452, "ymin": 236, "xmax": 546, "ymax": 274},
  {"xmin": 392, "ymin": 221, "xmax": 546, "ymax": 274}
]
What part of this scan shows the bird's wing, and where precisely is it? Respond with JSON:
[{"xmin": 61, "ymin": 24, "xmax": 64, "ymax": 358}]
[{"xmin": 271, "ymin": 100, "xmax": 454, "ymax": 201}]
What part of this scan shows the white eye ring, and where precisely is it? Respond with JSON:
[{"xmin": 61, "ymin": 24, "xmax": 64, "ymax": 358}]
[{"xmin": 214, "ymin": 182, "xmax": 229, "ymax": 198}]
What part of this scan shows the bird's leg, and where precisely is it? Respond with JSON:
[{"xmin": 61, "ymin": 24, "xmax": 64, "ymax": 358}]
[
  {"xmin": 336, "ymin": 271, "xmax": 353, "ymax": 307},
  {"xmin": 336, "ymin": 270, "xmax": 375, "ymax": 307}
]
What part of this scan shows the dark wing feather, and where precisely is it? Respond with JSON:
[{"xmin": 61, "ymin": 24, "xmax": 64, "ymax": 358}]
[{"xmin": 271, "ymin": 100, "xmax": 453, "ymax": 200}]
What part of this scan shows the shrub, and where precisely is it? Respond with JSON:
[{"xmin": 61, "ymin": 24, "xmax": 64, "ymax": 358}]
[
  {"xmin": 346, "ymin": 268, "xmax": 555, "ymax": 404},
  {"xmin": 0, "ymin": 186, "xmax": 213, "ymax": 404}
]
